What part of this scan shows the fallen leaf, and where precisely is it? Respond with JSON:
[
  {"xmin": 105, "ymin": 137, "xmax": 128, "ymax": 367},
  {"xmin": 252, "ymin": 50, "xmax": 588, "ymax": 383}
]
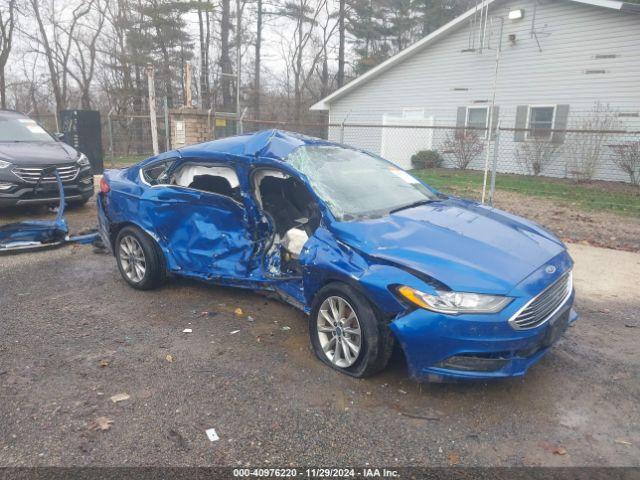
[
  {"xmin": 553, "ymin": 446, "xmax": 568, "ymax": 455},
  {"xmin": 614, "ymin": 439, "xmax": 632, "ymax": 446},
  {"xmin": 165, "ymin": 354, "xmax": 174, "ymax": 363},
  {"xmin": 98, "ymin": 359, "xmax": 110, "ymax": 368},
  {"xmin": 110, "ymin": 393, "xmax": 130, "ymax": 403},
  {"xmin": 90, "ymin": 416, "xmax": 113, "ymax": 431},
  {"xmin": 448, "ymin": 452, "xmax": 460, "ymax": 466},
  {"xmin": 234, "ymin": 308, "xmax": 244, "ymax": 316}
]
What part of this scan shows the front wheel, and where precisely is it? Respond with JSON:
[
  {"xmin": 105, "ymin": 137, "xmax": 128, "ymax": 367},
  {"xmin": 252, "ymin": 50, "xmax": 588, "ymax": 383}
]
[
  {"xmin": 309, "ymin": 282, "xmax": 394, "ymax": 378},
  {"xmin": 115, "ymin": 226, "xmax": 164, "ymax": 290}
]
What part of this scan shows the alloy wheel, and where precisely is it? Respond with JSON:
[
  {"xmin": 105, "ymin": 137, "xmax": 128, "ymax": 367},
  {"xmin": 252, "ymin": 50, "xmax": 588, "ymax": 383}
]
[
  {"xmin": 119, "ymin": 235, "xmax": 147, "ymax": 283},
  {"xmin": 317, "ymin": 296, "xmax": 362, "ymax": 368}
]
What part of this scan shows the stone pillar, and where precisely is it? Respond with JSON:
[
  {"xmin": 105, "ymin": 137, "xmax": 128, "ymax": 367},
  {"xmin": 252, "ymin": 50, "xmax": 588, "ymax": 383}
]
[{"xmin": 169, "ymin": 108, "xmax": 212, "ymax": 148}]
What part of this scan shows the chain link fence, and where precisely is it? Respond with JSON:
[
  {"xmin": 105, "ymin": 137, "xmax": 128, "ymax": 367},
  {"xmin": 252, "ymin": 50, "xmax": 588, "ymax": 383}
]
[
  {"xmin": 321, "ymin": 108, "xmax": 640, "ymax": 216},
  {"xmin": 29, "ymin": 108, "xmax": 640, "ymax": 216}
]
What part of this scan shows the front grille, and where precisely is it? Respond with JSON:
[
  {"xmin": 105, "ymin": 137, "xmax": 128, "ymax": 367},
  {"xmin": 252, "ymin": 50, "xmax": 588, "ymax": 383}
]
[
  {"xmin": 510, "ymin": 272, "xmax": 573, "ymax": 330},
  {"xmin": 12, "ymin": 165, "xmax": 79, "ymax": 184}
]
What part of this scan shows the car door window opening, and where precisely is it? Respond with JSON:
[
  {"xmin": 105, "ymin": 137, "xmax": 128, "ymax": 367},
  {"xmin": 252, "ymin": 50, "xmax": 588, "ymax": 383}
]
[
  {"xmin": 172, "ymin": 163, "xmax": 242, "ymax": 201},
  {"xmin": 253, "ymin": 168, "xmax": 319, "ymax": 277}
]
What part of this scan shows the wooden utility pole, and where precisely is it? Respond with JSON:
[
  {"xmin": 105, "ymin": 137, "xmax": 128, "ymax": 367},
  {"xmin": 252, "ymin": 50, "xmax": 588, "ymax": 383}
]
[
  {"xmin": 147, "ymin": 64, "xmax": 159, "ymax": 155},
  {"xmin": 184, "ymin": 61, "xmax": 193, "ymax": 107}
]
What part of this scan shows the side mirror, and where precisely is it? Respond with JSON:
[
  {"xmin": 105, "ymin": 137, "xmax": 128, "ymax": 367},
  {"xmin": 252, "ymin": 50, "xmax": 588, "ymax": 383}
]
[{"xmin": 54, "ymin": 132, "xmax": 65, "ymax": 140}]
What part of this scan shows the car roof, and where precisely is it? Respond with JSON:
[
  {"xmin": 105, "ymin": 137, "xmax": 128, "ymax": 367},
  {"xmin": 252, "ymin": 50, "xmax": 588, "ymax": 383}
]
[{"xmin": 175, "ymin": 129, "xmax": 336, "ymax": 164}]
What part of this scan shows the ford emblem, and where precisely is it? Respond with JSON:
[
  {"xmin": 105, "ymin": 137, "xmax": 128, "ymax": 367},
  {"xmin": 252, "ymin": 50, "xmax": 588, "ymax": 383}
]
[{"xmin": 545, "ymin": 265, "xmax": 557, "ymax": 274}]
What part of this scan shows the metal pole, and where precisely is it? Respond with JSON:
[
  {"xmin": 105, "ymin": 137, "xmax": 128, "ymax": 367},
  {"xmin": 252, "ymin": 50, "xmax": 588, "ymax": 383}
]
[
  {"xmin": 146, "ymin": 64, "xmax": 160, "ymax": 156},
  {"xmin": 489, "ymin": 120, "xmax": 501, "ymax": 206},
  {"xmin": 107, "ymin": 108, "xmax": 115, "ymax": 167},
  {"xmin": 340, "ymin": 110, "xmax": 351, "ymax": 144},
  {"xmin": 163, "ymin": 96, "xmax": 170, "ymax": 151},
  {"xmin": 481, "ymin": 16, "xmax": 504, "ymax": 204}
]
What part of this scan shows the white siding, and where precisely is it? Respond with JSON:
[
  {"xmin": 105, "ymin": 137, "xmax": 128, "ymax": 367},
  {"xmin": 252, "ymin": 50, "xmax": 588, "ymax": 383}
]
[{"xmin": 326, "ymin": 0, "xmax": 640, "ymax": 182}]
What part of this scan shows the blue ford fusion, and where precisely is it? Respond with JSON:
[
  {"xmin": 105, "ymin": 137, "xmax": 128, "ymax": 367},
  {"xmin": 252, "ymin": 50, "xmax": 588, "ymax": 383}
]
[{"xmin": 97, "ymin": 130, "xmax": 578, "ymax": 381}]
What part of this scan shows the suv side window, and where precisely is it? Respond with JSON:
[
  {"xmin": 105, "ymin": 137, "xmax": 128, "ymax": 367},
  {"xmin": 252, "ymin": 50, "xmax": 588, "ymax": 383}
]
[
  {"xmin": 142, "ymin": 160, "xmax": 175, "ymax": 186},
  {"xmin": 172, "ymin": 163, "xmax": 241, "ymax": 202}
]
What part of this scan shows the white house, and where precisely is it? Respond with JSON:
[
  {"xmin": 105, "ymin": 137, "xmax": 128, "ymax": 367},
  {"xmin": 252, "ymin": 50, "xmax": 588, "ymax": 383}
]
[{"xmin": 311, "ymin": 0, "xmax": 640, "ymax": 182}]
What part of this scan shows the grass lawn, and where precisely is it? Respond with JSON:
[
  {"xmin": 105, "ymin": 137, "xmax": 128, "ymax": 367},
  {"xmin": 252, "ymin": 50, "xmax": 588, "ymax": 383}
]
[
  {"xmin": 411, "ymin": 168, "xmax": 640, "ymax": 217},
  {"xmin": 104, "ymin": 154, "xmax": 150, "ymax": 168}
]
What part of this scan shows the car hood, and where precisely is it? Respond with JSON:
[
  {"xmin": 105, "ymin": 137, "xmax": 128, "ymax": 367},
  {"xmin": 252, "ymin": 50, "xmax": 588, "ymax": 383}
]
[
  {"xmin": 0, "ymin": 141, "xmax": 78, "ymax": 166},
  {"xmin": 331, "ymin": 198, "xmax": 566, "ymax": 295}
]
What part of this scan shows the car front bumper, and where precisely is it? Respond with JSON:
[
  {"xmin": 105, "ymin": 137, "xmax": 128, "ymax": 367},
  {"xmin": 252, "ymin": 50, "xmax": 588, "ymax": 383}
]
[
  {"xmin": 389, "ymin": 289, "xmax": 578, "ymax": 382},
  {"xmin": 0, "ymin": 174, "xmax": 94, "ymax": 207}
]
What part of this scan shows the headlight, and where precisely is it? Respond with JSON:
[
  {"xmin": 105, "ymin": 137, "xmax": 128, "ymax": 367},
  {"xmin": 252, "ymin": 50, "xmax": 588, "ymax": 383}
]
[
  {"xmin": 397, "ymin": 285, "xmax": 512, "ymax": 314},
  {"xmin": 0, "ymin": 160, "xmax": 11, "ymax": 169},
  {"xmin": 77, "ymin": 153, "xmax": 90, "ymax": 167}
]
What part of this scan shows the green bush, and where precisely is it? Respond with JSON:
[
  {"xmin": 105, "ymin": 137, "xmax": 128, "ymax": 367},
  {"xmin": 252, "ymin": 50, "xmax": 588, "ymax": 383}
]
[{"xmin": 411, "ymin": 150, "xmax": 443, "ymax": 169}]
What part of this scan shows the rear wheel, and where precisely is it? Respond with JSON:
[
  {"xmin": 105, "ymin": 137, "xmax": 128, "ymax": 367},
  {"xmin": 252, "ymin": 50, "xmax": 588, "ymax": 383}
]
[
  {"xmin": 115, "ymin": 226, "xmax": 164, "ymax": 290},
  {"xmin": 309, "ymin": 282, "xmax": 394, "ymax": 378}
]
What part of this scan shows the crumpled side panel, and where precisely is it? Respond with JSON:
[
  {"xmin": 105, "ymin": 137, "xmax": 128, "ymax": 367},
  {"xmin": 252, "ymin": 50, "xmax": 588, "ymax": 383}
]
[{"xmin": 140, "ymin": 186, "xmax": 254, "ymax": 279}]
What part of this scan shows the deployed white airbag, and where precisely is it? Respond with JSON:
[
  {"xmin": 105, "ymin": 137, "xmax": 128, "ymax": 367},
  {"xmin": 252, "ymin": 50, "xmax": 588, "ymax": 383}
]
[{"xmin": 282, "ymin": 228, "xmax": 309, "ymax": 258}]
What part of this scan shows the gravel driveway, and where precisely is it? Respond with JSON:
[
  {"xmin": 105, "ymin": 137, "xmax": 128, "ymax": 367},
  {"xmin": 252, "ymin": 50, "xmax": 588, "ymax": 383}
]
[{"xmin": 1, "ymin": 201, "xmax": 638, "ymax": 467}]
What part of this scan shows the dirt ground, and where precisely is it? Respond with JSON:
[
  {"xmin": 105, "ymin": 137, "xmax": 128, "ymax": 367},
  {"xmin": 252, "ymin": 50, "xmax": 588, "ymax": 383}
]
[
  {"xmin": 492, "ymin": 190, "xmax": 640, "ymax": 253},
  {"xmin": 1, "ymin": 197, "xmax": 639, "ymax": 467}
]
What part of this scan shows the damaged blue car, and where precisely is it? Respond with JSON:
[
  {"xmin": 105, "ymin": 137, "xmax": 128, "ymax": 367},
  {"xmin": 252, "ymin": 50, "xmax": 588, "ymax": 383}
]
[{"xmin": 97, "ymin": 130, "xmax": 578, "ymax": 381}]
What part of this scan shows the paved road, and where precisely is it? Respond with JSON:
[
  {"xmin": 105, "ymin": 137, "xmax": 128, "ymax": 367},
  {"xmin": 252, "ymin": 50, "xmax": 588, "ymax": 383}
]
[{"xmin": 1, "ymin": 203, "xmax": 639, "ymax": 467}]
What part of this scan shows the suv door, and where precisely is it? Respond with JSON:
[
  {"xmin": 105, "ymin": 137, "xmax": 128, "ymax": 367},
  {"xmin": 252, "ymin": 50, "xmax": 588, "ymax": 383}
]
[{"xmin": 139, "ymin": 160, "xmax": 255, "ymax": 279}]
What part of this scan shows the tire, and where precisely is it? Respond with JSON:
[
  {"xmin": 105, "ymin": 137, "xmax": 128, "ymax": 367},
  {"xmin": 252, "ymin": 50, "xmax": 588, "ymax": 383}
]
[
  {"xmin": 115, "ymin": 226, "xmax": 164, "ymax": 290},
  {"xmin": 309, "ymin": 282, "xmax": 394, "ymax": 378}
]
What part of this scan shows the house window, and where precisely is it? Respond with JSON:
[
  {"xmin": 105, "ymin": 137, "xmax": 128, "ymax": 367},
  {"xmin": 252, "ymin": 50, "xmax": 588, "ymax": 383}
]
[
  {"xmin": 528, "ymin": 106, "xmax": 556, "ymax": 139},
  {"xmin": 466, "ymin": 107, "xmax": 488, "ymax": 131}
]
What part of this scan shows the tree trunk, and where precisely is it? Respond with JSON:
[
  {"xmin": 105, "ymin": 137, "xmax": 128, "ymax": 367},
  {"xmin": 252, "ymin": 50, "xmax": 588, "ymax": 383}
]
[
  {"xmin": 294, "ymin": 14, "xmax": 303, "ymax": 125},
  {"xmin": 337, "ymin": 0, "xmax": 345, "ymax": 88},
  {"xmin": 31, "ymin": 0, "xmax": 65, "ymax": 112},
  {"xmin": 198, "ymin": 0, "xmax": 209, "ymax": 109},
  {"xmin": 0, "ymin": 70, "xmax": 6, "ymax": 109},
  {"xmin": 254, "ymin": 0, "xmax": 262, "ymax": 118},
  {"xmin": 220, "ymin": 0, "xmax": 233, "ymax": 110}
]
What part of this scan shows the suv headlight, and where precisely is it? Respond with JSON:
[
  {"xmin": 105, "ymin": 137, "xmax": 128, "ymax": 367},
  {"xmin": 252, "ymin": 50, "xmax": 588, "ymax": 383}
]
[
  {"xmin": 397, "ymin": 285, "xmax": 512, "ymax": 314},
  {"xmin": 0, "ymin": 160, "xmax": 11, "ymax": 169},
  {"xmin": 77, "ymin": 153, "xmax": 90, "ymax": 167}
]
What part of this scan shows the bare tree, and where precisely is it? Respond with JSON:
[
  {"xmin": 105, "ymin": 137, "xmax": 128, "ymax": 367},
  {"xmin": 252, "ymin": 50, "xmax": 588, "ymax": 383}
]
[
  {"xmin": 29, "ymin": 0, "xmax": 93, "ymax": 112},
  {"xmin": 336, "ymin": 0, "xmax": 345, "ymax": 88},
  {"xmin": 253, "ymin": 0, "xmax": 262, "ymax": 117},
  {"xmin": 0, "ymin": 0, "xmax": 16, "ymax": 109},
  {"xmin": 67, "ymin": 0, "xmax": 107, "ymax": 109},
  {"xmin": 441, "ymin": 130, "xmax": 484, "ymax": 170},
  {"xmin": 611, "ymin": 140, "xmax": 640, "ymax": 186},
  {"xmin": 279, "ymin": 0, "xmax": 328, "ymax": 124},
  {"xmin": 220, "ymin": 0, "xmax": 233, "ymax": 109},
  {"xmin": 197, "ymin": 0, "xmax": 212, "ymax": 109},
  {"xmin": 565, "ymin": 103, "xmax": 620, "ymax": 182},
  {"xmin": 516, "ymin": 137, "xmax": 559, "ymax": 176}
]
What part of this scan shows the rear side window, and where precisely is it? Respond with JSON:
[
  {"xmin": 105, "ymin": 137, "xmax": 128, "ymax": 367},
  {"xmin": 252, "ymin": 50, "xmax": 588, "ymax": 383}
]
[
  {"xmin": 172, "ymin": 164, "xmax": 241, "ymax": 202},
  {"xmin": 142, "ymin": 160, "xmax": 174, "ymax": 186}
]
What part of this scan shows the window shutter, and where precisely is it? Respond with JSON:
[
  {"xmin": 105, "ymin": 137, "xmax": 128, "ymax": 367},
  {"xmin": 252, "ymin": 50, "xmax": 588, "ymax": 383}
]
[
  {"xmin": 552, "ymin": 105, "xmax": 570, "ymax": 144},
  {"xmin": 456, "ymin": 107, "xmax": 467, "ymax": 130},
  {"xmin": 490, "ymin": 106, "xmax": 500, "ymax": 140},
  {"xmin": 514, "ymin": 105, "xmax": 528, "ymax": 142}
]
